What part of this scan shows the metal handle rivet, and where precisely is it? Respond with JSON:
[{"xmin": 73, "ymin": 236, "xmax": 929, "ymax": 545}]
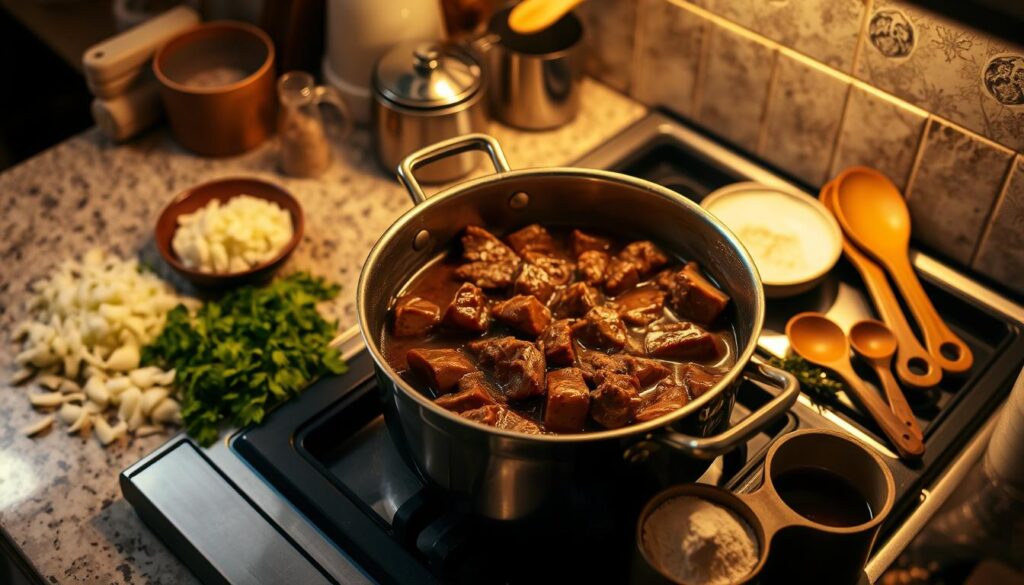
[
  {"xmin": 509, "ymin": 192, "xmax": 529, "ymax": 209},
  {"xmin": 413, "ymin": 230, "xmax": 431, "ymax": 251}
]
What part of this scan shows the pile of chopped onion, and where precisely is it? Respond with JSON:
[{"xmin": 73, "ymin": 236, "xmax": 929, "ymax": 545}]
[{"xmin": 11, "ymin": 249, "xmax": 191, "ymax": 445}]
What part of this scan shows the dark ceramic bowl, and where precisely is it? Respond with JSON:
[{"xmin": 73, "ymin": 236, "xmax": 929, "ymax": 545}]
[{"xmin": 155, "ymin": 177, "xmax": 303, "ymax": 288}]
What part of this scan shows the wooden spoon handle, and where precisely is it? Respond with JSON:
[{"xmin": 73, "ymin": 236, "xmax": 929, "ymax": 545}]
[
  {"xmin": 874, "ymin": 363, "xmax": 923, "ymax": 441},
  {"xmin": 843, "ymin": 241, "xmax": 943, "ymax": 388},
  {"xmin": 888, "ymin": 255, "xmax": 973, "ymax": 373},
  {"xmin": 835, "ymin": 364, "xmax": 925, "ymax": 459},
  {"xmin": 507, "ymin": 0, "xmax": 585, "ymax": 34}
]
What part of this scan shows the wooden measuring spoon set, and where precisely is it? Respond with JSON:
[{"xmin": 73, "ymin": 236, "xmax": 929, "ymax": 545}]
[{"xmin": 783, "ymin": 168, "xmax": 976, "ymax": 460}]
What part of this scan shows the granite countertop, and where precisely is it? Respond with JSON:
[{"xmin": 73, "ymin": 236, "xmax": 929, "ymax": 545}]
[{"xmin": 0, "ymin": 79, "xmax": 645, "ymax": 584}]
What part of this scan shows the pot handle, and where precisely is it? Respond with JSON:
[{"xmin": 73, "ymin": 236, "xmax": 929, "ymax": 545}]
[
  {"xmin": 649, "ymin": 360, "xmax": 800, "ymax": 459},
  {"xmin": 397, "ymin": 133, "xmax": 512, "ymax": 205}
]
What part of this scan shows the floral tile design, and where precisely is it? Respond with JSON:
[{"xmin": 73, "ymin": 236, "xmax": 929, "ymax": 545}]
[
  {"xmin": 687, "ymin": 0, "xmax": 867, "ymax": 72},
  {"xmin": 856, "ymin": 0, "xmax": 1024, "ymax": 152},
  {"xmin": 632, "ymin": 0, "xmax": 709, "ymax": 118},
  {"xmin": 579, "ymin": 0, "xmax": 639, "ymax": 93},
  {"xmin": 831, "ymin": 83, "xmax": 928, "ymax": 190},
  {"xmin": 694, "ymin": 19, "xmax": 777, "ymax": 150},
  {"xmin": 973, "ymin": 156, "xmax": 1024, "ymax": 294},
  {"xmin": 759, "ymin": 50, "xmax": 851, "ymax": 186},
  {"xmin": 907, "ymin": 119, "xmax": 1014, "ymax": 266}
]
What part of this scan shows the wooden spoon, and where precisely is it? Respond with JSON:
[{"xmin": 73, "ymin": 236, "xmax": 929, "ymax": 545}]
[
  {"xmin": 832, "ymin": 167, "xmax": 973, "ymax": 373},
  {"xmin": 849, "ymin": 319, "xmax": 923, "ymax": 441},
  {"xmin": 820, "ymin": 181, "xmax": 942, "ymax": 389},
  {"xmin": 508, "ymin": 0, "xmax": 586, "ymax": 34},
  {"xmin": 786, "ymin": 312, "xmax": 925, "ymax": 459}
]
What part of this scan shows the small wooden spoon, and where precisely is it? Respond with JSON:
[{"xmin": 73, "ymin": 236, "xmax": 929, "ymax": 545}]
[
  {"xmin": 508, "ymin": 0, "xmax": 586, "ymax": 34},
  {"xmin": 849, "ymin": 320, "xmax": 923, "ymax": 441},
  {"xmin": 786, "ymin": 312, "xmax": 925, "ymax": 460},
  {"xmin": 832, "ymin": 167, "xmax": 973, "ymax": 373},
  {"xmin": 820, "ymin": 181, "xmax": 942, "ymax": 389}
]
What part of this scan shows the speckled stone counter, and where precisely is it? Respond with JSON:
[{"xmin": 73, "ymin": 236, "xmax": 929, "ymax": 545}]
[{"xmin": 0, "ymin": 79, "xmax": 645, "ymax": 584}]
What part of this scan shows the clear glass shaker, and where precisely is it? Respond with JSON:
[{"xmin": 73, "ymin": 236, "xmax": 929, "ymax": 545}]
[{"xmin": 277, "ymin": 71, "xmax": 351, "ymax": 177}]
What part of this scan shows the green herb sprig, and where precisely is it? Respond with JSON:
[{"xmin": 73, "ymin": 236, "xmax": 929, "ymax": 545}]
[
  {"xmin": 142, "ymin": 273, "xmax": 348, "ymax": 446},
  {"xmin": 769, "ymin": 355, "xmax": 845, "ymax": 404}
]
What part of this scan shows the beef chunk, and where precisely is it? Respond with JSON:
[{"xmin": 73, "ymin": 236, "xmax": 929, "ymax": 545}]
[
  {"xmin": 577, "ymin": 250, "xmax": 609, "ymax": 285},
  {"xmin": 635, "ymin": 382, "xmax": 689, "ymax": 423},
  {"xmin": 392, "ymin": 296, "xmax": 441, "ymax": 337},
  {"xmin": 491, "ymin": 295, "xmax": 553, "ymax": 337},
  {"xmin": 434, "ymin": 373, "xmax": 500, "ymax": 412},
  {"xmin": 513, "ymin": 263, "xmax": 555, "ymax": 303},
  {"xmin": 590, "ymin": 373, "xmax": 641, "ymax": 429},
  {"xmin": 523, "ymin": 252, "xmax": 573, "ymax": 286},
  {"xmin": 455, "ymin": 226, "xmax": 521, "ymax": 288},
  {"xmin": 506, "ymin": 224, "xmax": 556, "ymax": 255},
  {"xmin": 551, "ymin": 282, "xmax": 601, "ymax": 318},
  {"xmin": 619, "ymin": 241, "xmax": 669, "ymax": 277},
  {"xmin": 571, "ymin": 229, "xmax": 612, "ymax": 256},
  {"xmin": 544, "ymin": 368, "xmax": 590, "ymax": 433},
  {"xmin": 573, "ymin": 306, "xmax": 627, "ymax": 350},
  {"xmin": 680, "ymin": 363, "xmax": 722, "ymax": 399},
  {"xmin": 644, "ymin": 322, "xmax": 719, "ymax": 360},
  {"xmin": 613, "ymin": 286, "xmax": 666, "ymax": 326},
  {"xmin": 604, "ymin": 257, "xmax": 640, "ymax": 296},
  {"xmin": 657, "ymin": 262, "xmax": 730, "ymax": 325},
  {"xmin": 458, "ymin": 404, "xmax": 543, "ymax": 434},
  {"xmin": 629, "ymin": 357, "xmax": 671, "ymax": 387},
  {"xmin": 442, "ymin": 282, "xmax": 490, "ymax": 333},
  {"xmin": 406, "ymin": 348, "xmax": 478, "ymax": 394},
  {"xmin": 468, "ymin": 336, "xmax": 546, "ymax": 400},
  {"xmin": 538, "ymin": 319, "xmax": 577, "ymax": 366},
  {"xmin": 578, "ymin": 351, "xmax": 637, "ymax": 387}
]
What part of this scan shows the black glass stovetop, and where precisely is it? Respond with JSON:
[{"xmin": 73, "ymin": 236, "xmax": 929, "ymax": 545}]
[{"xmin": 229, "ymin": 117, "xmax": 1024, "ymax": 585}]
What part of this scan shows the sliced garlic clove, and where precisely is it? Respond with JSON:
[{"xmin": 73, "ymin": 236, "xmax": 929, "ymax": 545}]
[
  {"xmin": 29, "ymin": 392, "xmax": 65, "ymax": 408},
  {"xmin": 60, "ymin": 380, "xmax": 82, "ymax": 394},
  {"xmin": 152, "ymin": 369, "xmax": 176, "ymax": 386},
  {"xmin": 134, "ymin": 424, "xmax": 165, "ymax": 438},
  {"xmin": 105, "ymin": 376, "xmax": 132, "ymax": 394},
  {"xmin": 58, "ymin": 403, "xmax": 83, "ymax": 425},
  {"xmin": 37, "ymin": 374, "xmax": 63, "ymax": 390},
  {"xmin": 63, "ymin": 354, "xmax": 81, "ymax": 379},
  {"xmin": 93, "ymin": 417, "xmax": 127, "ymax": 446},
  {"xmin": 10, "ymin": 368, "xmax": 33, "ymax": 385},
  {"xmin": 128, "ymin": 367, "xmax": 162, "ymax": 389},
  {"xmin": 85, "ymin": 376, "xmax": 110, "ymax": 407},
  {"xmin": 61, "ymin": 392, "xmax": 86, "ymax": 403},
  {"xmin": 140, "ymin": 387, "xmax": 170, "ymax": 417},
  {"xmin": 21, "ymin": 415, "xmax": 54, "ymax": 436},
  {"xmin": 118, "ymin": 387, "xmax": 142, "ymax": 422},
  {"xmin": 150, "ymin": 398, "xmax": 182, "ymax": 426},
  {"xmin": 106, "ymin": 344, "xmax": 140, "ymax": 372}
]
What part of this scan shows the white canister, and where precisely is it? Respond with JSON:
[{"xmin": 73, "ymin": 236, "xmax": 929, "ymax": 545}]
[{"xmin": 322, "ymin": 0, "xmax": 446, "ymax": 124}]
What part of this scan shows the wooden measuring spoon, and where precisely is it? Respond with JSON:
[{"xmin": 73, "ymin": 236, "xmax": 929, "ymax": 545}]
[
  {"xmin": 820, "ymin": 181, "xmax": 942, "ymax": 389},
  {"xmin": 849, "ymin": 320, "xmax": 923, "ymax": 441},
  {"xmin": 508, "ymin": 0, "xmax": 586, "ymax": 34},
  {"xmin": 786, "ymin": 312, "xmax": 925, "ymax": 459},
  {"xmin": 832, "ymin": 168, "xmax": 973, "ymax": 373}
]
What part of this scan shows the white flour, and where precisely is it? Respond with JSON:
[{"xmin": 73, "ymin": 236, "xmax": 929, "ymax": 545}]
[{"xmin": 643, "ymin": 496, "xmax": 759, "ymax": 585}]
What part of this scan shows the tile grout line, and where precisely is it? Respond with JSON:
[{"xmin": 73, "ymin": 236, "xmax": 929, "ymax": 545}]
[
  {"xmin": 756, "ymin": 49, "xmax": 782, "ymax": 156},
  {"xmin": 850, "ymin": 0, "xmax": 874, "ymax": 76},
  {"xmin": 970, "ymin": 155, "xmax": 1019, "ymax": 267},
  {"xmin": 903, "ymin": 117, "xmax": 933, "ymax": 202},
  {"xmin": 691, "ymin": 14, "xmax": 712, "ymax": 117},
  {"xmin": 628, "ymin": 0, "xmax": 649, "ymax": 101},
  {"xmin": 825, "ymin": 83, "xmax": 856, "ymax": 183}
]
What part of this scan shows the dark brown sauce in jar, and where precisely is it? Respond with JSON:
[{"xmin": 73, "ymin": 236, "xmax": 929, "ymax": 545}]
[{"xmin": 773, "ymin": 467, "xmax": 873, "ymax": 527}]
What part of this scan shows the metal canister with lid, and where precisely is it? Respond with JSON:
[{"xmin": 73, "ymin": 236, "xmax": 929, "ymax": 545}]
[{"xmin": 372, "ymin": 41, "xmax": 488, "ymax": 183}]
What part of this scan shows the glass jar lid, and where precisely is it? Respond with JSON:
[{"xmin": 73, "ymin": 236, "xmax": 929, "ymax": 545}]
[{"xmin": 374, "ymin": 41, "xmax": 483, "ymax": 109}]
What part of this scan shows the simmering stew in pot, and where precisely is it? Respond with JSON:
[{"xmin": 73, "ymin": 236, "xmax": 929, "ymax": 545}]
[{"xmin": 382, "ymin": 224, "xmax": 737, "ymax": 434}]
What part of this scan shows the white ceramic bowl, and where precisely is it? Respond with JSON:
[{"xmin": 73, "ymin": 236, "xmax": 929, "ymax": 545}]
[{"xmin": 702, "ymin": 182, "xmax": 842, "ymax": 298}]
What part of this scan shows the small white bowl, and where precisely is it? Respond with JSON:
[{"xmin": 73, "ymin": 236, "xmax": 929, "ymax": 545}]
[{"xmin": 702, "ymin": 182, "xmax": 842, "ymax": 298}]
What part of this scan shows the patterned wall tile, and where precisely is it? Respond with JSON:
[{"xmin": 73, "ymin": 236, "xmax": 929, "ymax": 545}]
[
  {"xmin": 759, "ymin": 50, "xmax": 851, "ymax": 186},
  {"xmin": 973, "ymin": 156, "xmax": 1024, "ymax": 294},
  {"xmin": 579, "ymin": 0, "xmax": 639, "ymax": 93},
  {"xmin": 907, "ymin": 119, "xmax": 1014, "ymax": 265},
  {"xmin": 632, "ymin": 0, "xmax": 708, "ymax": 118},
  {"xmin": 831, "ymin": 84, "xmax": 928, "ymax": 191},
  {"xmin": 693, "ymin": 19, "xmax": 776, "ymax": 150},
  {"xmin": 856, "ymin": 0, "xmax": 1024, "ymax": 152},
  {"xmin": 688, "ymin": 0, "xmax": 867, "ymax": 72}
]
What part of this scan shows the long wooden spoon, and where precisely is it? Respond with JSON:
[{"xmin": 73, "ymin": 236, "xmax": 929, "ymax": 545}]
[
  {"xmin": 508, "ymin": 0, "xmax": 586, "ymax": 34},
  {"xmin": 820, "ymin": 181, "xmax": 942, "ymax": 389},
  {"xmin": 849, "ymin": 319, "xmax": 923, "ymax": 441},
  {"xmin": 832, "ymin": 167, "xmax": 973, "ymax": 373},
  {"xmin": 787, "ymin": 312, "xmax": 925, "ymax": 459}
]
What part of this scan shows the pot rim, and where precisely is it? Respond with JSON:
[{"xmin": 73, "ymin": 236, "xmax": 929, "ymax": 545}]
[{"xmin": 356, "ymin": 167, "xmax": 766, "ymax": 443}]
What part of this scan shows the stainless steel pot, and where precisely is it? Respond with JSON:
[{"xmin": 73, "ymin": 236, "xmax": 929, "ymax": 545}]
[
  {"xmin": 356, "ymin": 134, "xmax": 800, "ymax": 521},
  {"xmin": 372, "ymin": 41, "xmax": 488, "ymax": 183},
  {"xmin": 474, "ymin": 5, "xmax": 584, "ymax": 130}
]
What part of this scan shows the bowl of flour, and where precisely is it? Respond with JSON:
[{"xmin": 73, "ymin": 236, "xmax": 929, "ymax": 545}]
[{"xmin": 637, "ymin": 485, "xmax": 763, "ymax": 585}]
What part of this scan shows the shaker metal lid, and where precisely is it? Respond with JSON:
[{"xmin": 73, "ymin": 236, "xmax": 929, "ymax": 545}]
[{"xmin": 374, "ymin": 41, "xmax": 482, "ymax": 108}]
